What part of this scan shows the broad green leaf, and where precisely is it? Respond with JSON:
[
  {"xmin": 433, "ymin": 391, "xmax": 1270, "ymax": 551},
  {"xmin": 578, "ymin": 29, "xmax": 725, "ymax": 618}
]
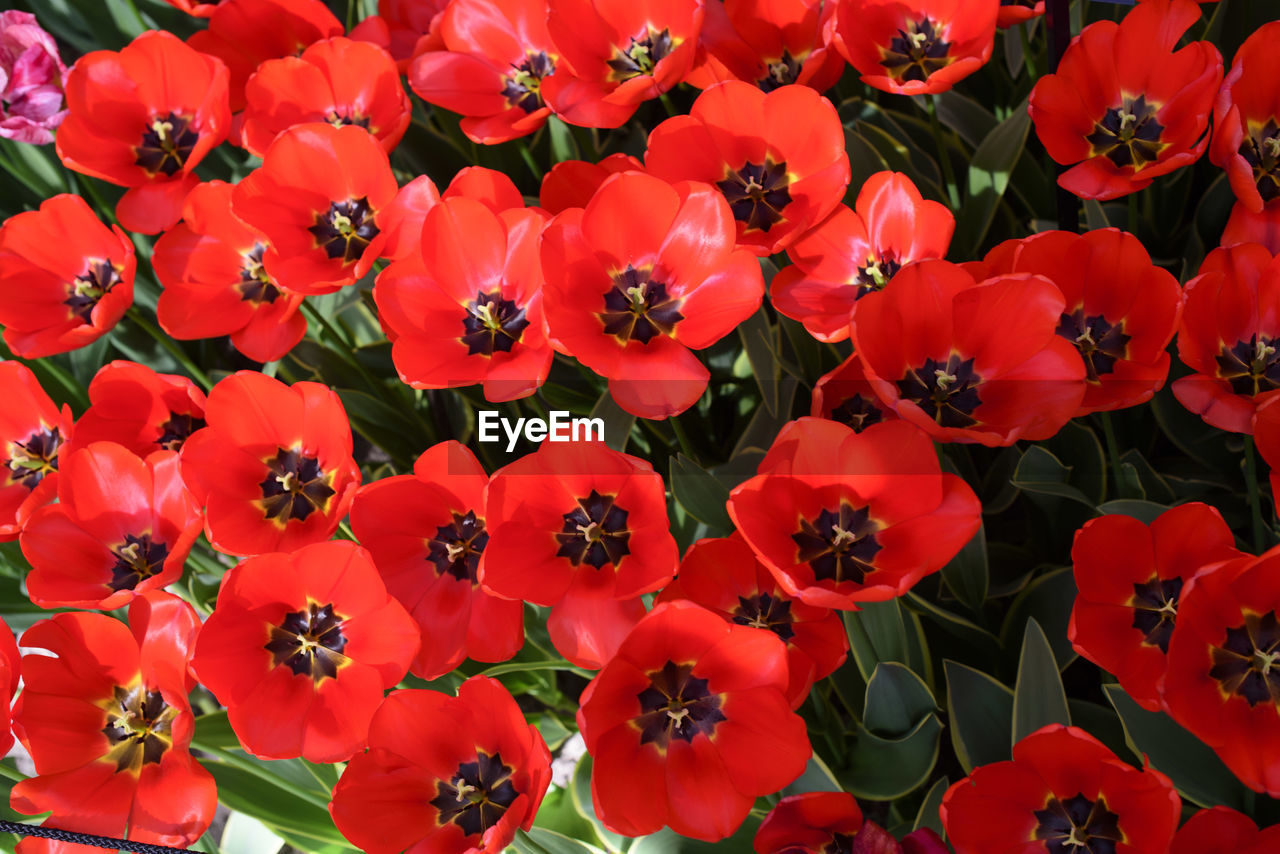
[
  {"xmin": 1000, "ymin": 568, "xmax": 1077, "ymax": 669},
  {"xmin": 1067, "ymin": 698, "xmax": 1132, "ymax": 764},
  {"xmin": 629, "ymin": 816, "xmax": 761, "ymax": 853},
  {"xmin": 571, "ymin": 754, "xmax": 631, "ymax": 853},
  {"xmin": 1011, "ymin": 446, "xmax": 1096, "ymax": 507},
  {"xmin": 738, "ymin": 307, "xmax": 779, "ymax": 416},
  {"xmin": 844, "ymin": 714, "xmax": 942, "ymax": 800},
  {"xmin": 864, "ymin": 663, "xmax": 936, "ymax": 736},
  {"xmin": 1043, "ymin": 420, "xmax": 1107, "ymax": 506},
  {"xmin": 669, "ymin": 454, "xmax": 733, "ymax": 533},
  {"xmin": 843, "ymin": 127, "xmax": 890, "ymax": 189},
  {"xmin": 931, "ymin": 92, "xmax": 996, "ymax": 148},
  {"xmin": 941, "ymin": 523, "xmax": 989, "ymax": 615},
  {"xmin": 913, "ymin": 775, "xmax": 949, "ymax": 835},
  {"xmin": 843, "ymin": 598, "xmax": 924, "ymax": 681},
  {"xmin": 547, "ymin": 117, "xmax": 580, "ymax": 163},
  {"xmin": 1103, "ymin": 685, "xmax": 1251, "ymax": 810},
  {"xmin": 778, "ymin": 754, "xmax": 844, "ymax": 798},
  {"xmin": 1012, "ymin": 618, "xmax": 1071, "ymax": 745},
  {"xmin": 1097, "ymin": 500, "xmax": 1169, "ymax": 525},
  {"xmin": 944, "ymin": 660, "xmax": 1013, "ymax": 774},
  {"xmin": 1117, "ymin": 449, "xmax": 1176, "ymax": 505},
  {"xmin": 956, "ymin": 100, "xmax": 1030, "ymax": 253},
  {"xmin": 589, "ymin": 391, "xmax": 635, "ymax": 452},
  {"xmin": 515, "ymin": 828, "xmax": 607, "ymax": 854},
  {"xmin": 202, "ymin": 761, "xmax": 350, "ymax": 847}
]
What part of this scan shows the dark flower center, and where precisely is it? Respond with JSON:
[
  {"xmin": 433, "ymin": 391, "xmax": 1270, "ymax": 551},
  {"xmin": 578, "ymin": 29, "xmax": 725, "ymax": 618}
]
[
  {"xmin": 1130, "ymin": 576, "xmax": 1182, "ymax": 654},
  {"xmin": 636, "ymin": 660, "xmax": 727, "ymax": 747},
  {"xmin": 326, "ymin": 110, "xmax": 370, "ymax": 130},
  {"xmin": 265, "ymin": 601, "xmax": 348, "ymax": 680},
  {"xmin": 1240, "ymin": 118, "xmax": 1280, "ymax": 203},
  {"xmin": 427, "ymin": 509, "xmax": 487, "ymax": 583},
  {"xmin": 716, "ymin": 158, "xmax": 792, "ymax": 232},
  {"xmin": 1210, "ymin": 610, "xmax": 1280, "ymax": 708},
  {"xmin": 897, "ymin": 353, "xmax": 982, "ymax": 427},
  {"xmin": 1057, "ymin": 310, "xmax": 1130, "ymax": 383},
  {"xmin": 607, "ymin": 28, "xmax": 673, "ymax": 79},
  {"xmin": 156, "ymin": 412, "xmax": 206, "ymax": 451},
  {"xmin": 554, "ymin": 489, "xmax": 630, "ymax": 569},
  {"xmin": 309, "ymin": 197, "xmax": 379, "ymax": 265},
  {"xmin": 5, "ymin": 425, "xmax": 60, "ymax": 490},
  {"xmin": 759, "ymin": 51, "xmax": 801, "ymax": 92},
  {"xmin": 1033, "ymin": 793, "xmax": 1123, "ymax": 854},
  {"xmin": 430, "ymin": 752, "xmax": 519, "ymax": 838},
  {"xmin": 828, "ymin": 394, "xmax": 886, "ymax": 433},
  {"xmin": 599, "ymin": 265, "xmax": 684, "ymax": 344},
  {"xmin": 65, "ymin": 259, "xmax": 122, "ymax": 324},
  {"xmin": 109, "ymin": 533, "xmax": 170, "ymax": 592},
  {"xmin": 881, "ymin": 18, "xmax": 952, "ymax": 83},
  {"xmin": 793, "ymin": 503, "xmax": 881, "ymax": 584},
  {"xmin": 239, "ymin": 242, "xmax": 282, "ymax": 304},
  {"xmin": 732, "ymin": 592, "xmax": 795, "ymax": 642},
  {"xmin": 1085, "ymin": 96, "xmax": 1166, "ymax": 170},
  {"xmin": 102, "ymin": 683, "xmax": 177, "ymax": 773},
  {"xmin": 461, "ymin": 291, "xmax": 530, "ymax": 356},
  {"xmin": 135, "ymin": 112, "xmax": 199, "ymax": 177},
  {"xmin": 1215, "ymin": 333, "xmax": 1280, "ymax": 396},
  {"xmin": 502, "ymin": 51, "xmax": 555, "ymax": 114},
  {"xmin": 855, "ymin": 254, "xmax": 901, "ymax": 297},
  {"xmin": 258, "ymin": 447, "xmax": 336, "ymax": 524}
]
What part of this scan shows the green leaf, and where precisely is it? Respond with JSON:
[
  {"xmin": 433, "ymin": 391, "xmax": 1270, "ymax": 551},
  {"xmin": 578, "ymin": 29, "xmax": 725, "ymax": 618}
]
[
  {"xmin": 629, "ymin": 816, "xmax": 761, "ymax": 853},
  {"xmin": 1000, "ymin": 568, "xmax": 1077, "ymax": 669},
  {"xmin": 514, "ymin": 828, "xmax": 607, "ymax": 854},
  {"xmin": 843, "ymin": 598, "xmax": 919, "ymax": 681},
  {"xmin": 201, "ymin": 761, "xmax": 350, "ymax": 848},
  {"xmin": 571, "ymin": 754, "xmax": 631, "ymax": 853},
  {"xmin": 931, "ymin": 92, "xmax": 997, "ymax": 148},
  {"xmin": 864, "ymin": 663, "xmax": 937, "ymax": 736},
  {"xmin": 1097, "ymin": 500, "xmax": 1170, "ymax": 525},
  {"xmin": 1011, "ymin": 446, "xmax": 1096, "ymax": 507},
  {"xmin": 738, "ymin": 307, "xmax": 779, "ymax": 415},
  {"xmin": 547, "ymin": 116, "xmax": 580, "ymax": 163},
  {"xmin": 1115, "ymin": 462, "xmax": 1145, "ymax": 501},
  {"xmin": 844, "ymin": 714, "xmax": 942, "ymax": 800},
  {"xmin": 956, "ymin": 99, "xmax": 1030, "ymax": 253},
  {"xmin": 778, "ymin": 754, "xmax": 844, "ymax": 798},
  {"xmin": 944, "ymin": 660, "xmax": 1013, "ymax": 774},
  {"xmin": 669, "ymin": 454, "xmax": 733, "ymax": 534},
  {"xmin": 941, "ymin": 523, "xmax": 989, "ymax": 615},
  {"xmin": 193, "ymin": 711, "xmax": 240, "ymax": 750},
  {"xmin": 913, "ymin": 775, "xmax": 949, "ymax": 835},
  {"xmin": 1012, "ymin": 618, "xmax": 1071, "ymax": 745},
  {"xmin": 1103, "ymin": 685, "xmax": 1251, "ymax": 810},
  {"xmin": 589, "ymin": 391, "xmax": 635, "ymax": 452}
]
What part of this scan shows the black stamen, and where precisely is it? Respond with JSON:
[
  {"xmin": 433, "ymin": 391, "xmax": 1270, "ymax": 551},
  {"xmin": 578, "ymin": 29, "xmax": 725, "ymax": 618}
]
[
  {"xmin": 308, "ymin": 198, "xmax": 379, "ymax": 265},
  {"xmin": 554, "ymin": 489, "xmax": 630, "ymax": 569},
  {"xmin": 264, "ymin": 602, "xmax": 348, "ymax": 680},
  {"xmin": 716, "ymin": 159, "xmax": 792, "ymax": 232},
  {"xmin": 599, "ymin": 266, "xmax": 683, "ymax": 344},
  {"xmin": 258, "ymin": 448, "xmax": 335, "ymax": 523},
  {"xmin": 635, "ymin": 661, "xmax": 726, "ymax": 746}
]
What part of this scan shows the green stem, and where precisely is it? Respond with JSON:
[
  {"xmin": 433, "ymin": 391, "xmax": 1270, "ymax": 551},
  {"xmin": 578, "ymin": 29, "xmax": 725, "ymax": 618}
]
[
  {"xmin": 1244, "ymin": 436, "xmax": 1267, "ymax": 553},
  {"xmin": 669, "ymin": 413, "xmax": 697, "ymax": 462},
  {"xmin": 659, "ymin": 93, "xmax": 678, "ymax": 118},
  {"xmin": 0, "ymin": 762, "xmax": 25, "ymax": 782},
  {"xmin": 479, "ymin": 660, "xmax": 594, "ymax": 680},
  {"xmin": 1018, "ymin": 21, "xmax": 1038, "ymax": 79},
  {"xmin": 1100, "ymin": 411, "xmax": 1123, "ymax": 501},
  {"xmin": 924, "ymin": 94, "xmax": 961, "ymax": 210},
  {"xmin": 126, "ymin": 308, "xmax": 213, "ymax": 392}
]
